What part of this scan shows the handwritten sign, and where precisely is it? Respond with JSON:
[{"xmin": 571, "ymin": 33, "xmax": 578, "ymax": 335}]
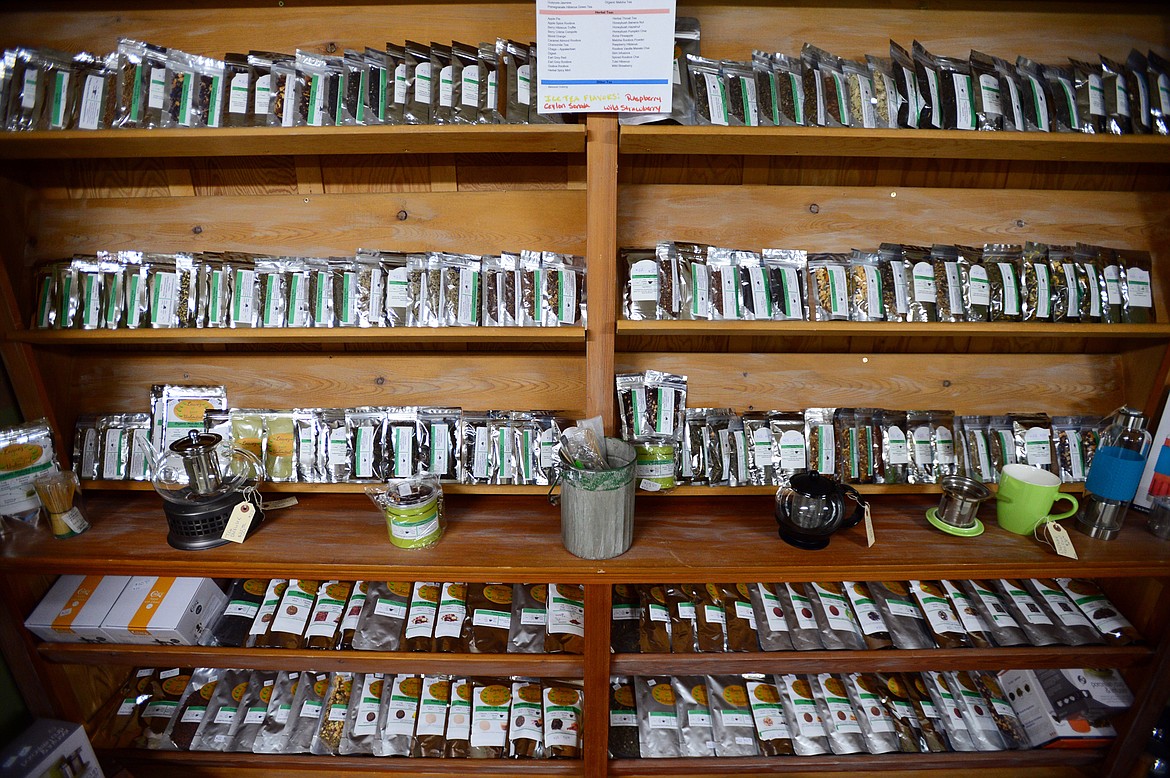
[{"xmin": 536, "ymin": 0, "xmax": 676, "ymax": 114}]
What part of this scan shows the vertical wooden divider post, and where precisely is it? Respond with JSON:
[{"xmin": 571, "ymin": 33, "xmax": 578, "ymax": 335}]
[{"xmin": 583, "ymin": 113, "xmax": 619, "ymax": 777}]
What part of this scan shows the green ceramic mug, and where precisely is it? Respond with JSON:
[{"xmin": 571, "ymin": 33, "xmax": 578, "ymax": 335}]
[{"xmin": 996, "ymin": 463, "xmax": 1079, "ymax": 535}]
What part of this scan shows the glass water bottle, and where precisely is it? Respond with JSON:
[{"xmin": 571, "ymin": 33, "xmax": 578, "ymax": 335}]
[{"xmin": 1076, "ymin": 407, "xmax": 1152, "ymax": 540}]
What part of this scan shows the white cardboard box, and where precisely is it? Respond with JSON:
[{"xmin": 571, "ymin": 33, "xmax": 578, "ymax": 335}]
[
  {"xmin": 23, "ymin": 575, "xmax": 131, "ymax": 644},
  {"xmin": 997, "ymin": 669, "xmax": 1118, "ymax": 748},
  {"xmin": 0, "ymin": 718, "xmax": 104, "ymax": 778},
  {"xmin": 100, "ymin": 576, "xmax": 226, "ymax": 645}
]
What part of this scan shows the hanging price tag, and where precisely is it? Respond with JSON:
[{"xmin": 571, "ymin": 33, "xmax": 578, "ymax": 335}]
[
  {"xmin": 863, "ymin": 502, "xmax": 875, "ymax": 547},
  {"xmin": 261, "ymin": 497, "xmax": 298, "ymax": 511},
  {"xmin": 1035, "ymin": 520, "xmax": 1078, "ymax": 559},
  {"xmin": 222, "ymin": 502, "xmax": 255, "ymax": 544}
]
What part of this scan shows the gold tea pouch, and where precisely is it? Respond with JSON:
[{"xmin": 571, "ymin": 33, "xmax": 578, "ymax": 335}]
[
  {"xmin": 411, "ymin": 675, "xmax": 451, "ymax": 757},
  {"xmin": 339, "ymin": 672, "xmax": 382, "ymax": 755},
  {"xmin": 509, "ymin": 583, "xmax": 548, "ymax": 653},
  {"xmin": 376, "ymin": 674, "xmax": 420, "ymax": 757},
  {"xmin": 299, "ymin": 575, "xmax": 348, "ymax": 650},
  {"xmin": 688, "ymin": 583, "xmax": 727, "ymax": 652},
  {"xmin": 464, "ymin": 583, "xmax": 513, "ymax": 653},
  {"xmin": 671, "ymin": 675, "xmax": 715, "ymax": 757},
  {"xmin": 545, "ymin": 583, "xmax": 585, "ymax": 654},
  {"xmin": 310, "ymin": 672, "xmax": 354, "ymax": 756},
  {"xmin": 469, "ymin": 678, "xmax": 512, "ymax": 758},
  {"xmin": 507, "ymin": 679, "xmax": 544, "ymax": 758},
  {"xmin": 1056, "ymin": 577, "xmax": 1140, "ymax": 645},
  {"xmin": 542, "ymin": 682, "xmax": 582, "ymax": 758},
  {"xmin": 230, "ymin": 410, "xmax": 264, "ymax": 463},
  {"xmin": 638, "ymin": 584, "xmax": 672, "ymax": 653},
  {"xmin": 721, "ymin": 583, "xmax": 760, "ymax": 652}
]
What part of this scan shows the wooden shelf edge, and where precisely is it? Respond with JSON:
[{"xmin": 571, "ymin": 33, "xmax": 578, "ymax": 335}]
[
  {"xmin": 607, "ymin": 749, "xmax": 1105, "ymax": 775},
  {"xmin": 7, "ymin": 326, "xmax": 586, "ymax": 347},
  {"xmin": 0, "ymin": 124, "xmax": 587, "ymax": 160},
  {"xmin": 636, "ymin": 484, "xmax": 1083, "ymax": 496},
  {"xmin": 109, "ymin": 749, "xmax": 581, "ymax": 774},
  {"xmin": 616, "ymin": 320, "xmax": 1170, "ymax": 340},
  {"xmin": 82, "ymin": 481, "xmax": 558, "ymax": 495},
  {"xmin": 39, "ymin": 643, "xmax": 584, "ymax": 676},
  {"xmin": 618, "ymin": 124, "xmax": 1170, "ymax": 163},
  {"xmin": 609, "ymin": 645, "xmax": 1153, "ymax": 675}
]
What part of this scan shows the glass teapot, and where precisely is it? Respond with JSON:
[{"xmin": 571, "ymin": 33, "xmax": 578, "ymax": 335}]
[
  {"xmin": 774, "ymin": 470, "xmax": 865, "ymax": 550},
  {"xmin": 151, "ymin": 431, "xmax": 265, "ymax": 504}
]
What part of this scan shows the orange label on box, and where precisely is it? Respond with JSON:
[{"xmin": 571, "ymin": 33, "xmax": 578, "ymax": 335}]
[
  {"xmin": 128, "ymin": 578, "xmax": 176, "ymax": 636},
  {"xmin": 51, "ymin": 575, "xmax": 103, "ymax": 634}
]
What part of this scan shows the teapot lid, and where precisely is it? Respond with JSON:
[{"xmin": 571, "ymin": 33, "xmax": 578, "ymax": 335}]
[{"xmin": 788, "ymin": 470, "xmax": 839, "ymax": 498}]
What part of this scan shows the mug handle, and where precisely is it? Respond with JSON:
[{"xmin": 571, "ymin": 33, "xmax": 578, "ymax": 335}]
[{"xmin": 1048, "ymin": 493, "xmax": 1079, "ymax": 521}]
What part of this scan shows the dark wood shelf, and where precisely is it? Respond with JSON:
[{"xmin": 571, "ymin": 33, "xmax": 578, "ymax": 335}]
[
  {"xmin": 609, "ymin": 646, "xmax": 1152, "ymax": 675},
  {"xmin": 3, "ymin": 493, "xmax": 1167, "ymax": 582},
  {"xmin": 617, "ymin": 319, "xmax": 1170, "ymax": 347},
  {"xmin": 607, "ymin": 749, "xmax": 1105, "ymax": 776},
  {"xmin": 40, "ymin": 643, "xmax": 584, "ymax": 676},
  {"xmin": 0, "ymin": 123, "xmax": 586, "ymax": 160},
  {"xmin": 110, "ymin": 749, "xmax": 581, "ymax": 775},
  {"xmin": 7, "ymin": 326, "xmax": 585, "ymax": 348},
  {"xmin": 619, "ymin": 124, "xmax": 1170, "ymax": 163}
]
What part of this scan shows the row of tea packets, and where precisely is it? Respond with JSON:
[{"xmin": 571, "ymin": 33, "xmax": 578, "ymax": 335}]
[
  {"xmin": 75, "ymin": 402, "xmax": 574, "ymax": 486},
  {"xmin": 623, "ymin": 241, "xmax": 1155, "ymax": 324},
  {"xmin": 673, "ymin": 29, "xmax": 1170, "ymax": 134},
  {"xmin": 103, "ymin": 667, "xmax": 581, "ymax": 759},
  {"xmin": 609, "ymin": 668, "xmax": 1129, "ymax": 758},
  {"xmin": 617, "ymin": 371, "xmax": 1101, "ymax": 486},
  {"xmin": 4, "ymin": 37, "xmax": 562, "ymax": 132},
  {"xmin": 34, "ymin": 249, "xmax": 586, "ymax": 330}
]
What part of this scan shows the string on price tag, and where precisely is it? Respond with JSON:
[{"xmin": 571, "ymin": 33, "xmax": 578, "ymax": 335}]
[
  {"xmin": 1034, "ymin": 520, "xmax": 1078, "ymax": 559},
  {"xmin": 863, "ymin": 502, "xmax": 875, "ymax": 547}
]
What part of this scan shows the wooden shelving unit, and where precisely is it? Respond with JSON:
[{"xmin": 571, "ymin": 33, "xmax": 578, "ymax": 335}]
[{"xmin": 1, "ymin": 3, "xmax": 1170, "ymax": 778}]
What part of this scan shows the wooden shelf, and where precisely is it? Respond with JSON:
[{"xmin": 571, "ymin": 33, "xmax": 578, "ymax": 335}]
[
  {"xmin": 617, "ymin": 320, "xmax": 1170, "ymax": 344},
  {"xmin": 39, "ymin": 643, "xmax": 584, "ymax": 676},
  {"xmin": 619, "ymin": 125, "xmax": 1170, "ymax": 163},
  {"xmin": 0, "ymin": 124, "xmax": 587, "ymax": 160},
  {"xmin": 7, "ymin": 326, "xmax": 585, "ymax": 348},
  {"xmin": 607, "ymin": 749, "xmax": 1105, "ymax": 776},
  {"xmin": 609, "ymin": 646, "xmax": 1152, "ymax": 675},
  {"xmin": 3, "ymin": 492, "xmax": 1167, "ymax": 582},
  {"xmin": 111, "ymin": 750, "xmax": 581, "ymax": 776},
  {"xmin": 634, "ymin": 484, "xmax": 1082, "ymax": 497},
  {"xmin": 82, "ymin": 481, "xmax": 559, "ymax": 495}
]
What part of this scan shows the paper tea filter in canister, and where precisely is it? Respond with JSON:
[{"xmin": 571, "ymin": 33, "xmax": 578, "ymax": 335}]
[{"xmin": 366, "ymin": 476, "xmax": 444, "ymax": 549}]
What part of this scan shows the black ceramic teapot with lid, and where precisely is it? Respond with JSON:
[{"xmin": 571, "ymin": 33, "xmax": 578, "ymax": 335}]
[{"xmin": 774, "ymin": 470, "xmax": 865, "ymax": 550}]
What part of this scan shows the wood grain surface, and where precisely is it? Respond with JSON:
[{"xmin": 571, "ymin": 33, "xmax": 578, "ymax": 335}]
[
  {"xmin": 61, "ymin": 352, "xmax": 585, "ymax": 417},
  {"xmin": 32, "ymin": 189, "xmax": 587, "ymax": 259},
  {"xmin": 617, "ymin": 351, "xmax": 1128, "ymax": 415},
  {"xmin": 3, "ymin": 492, "xmax": 1168, "ymax": 582}
]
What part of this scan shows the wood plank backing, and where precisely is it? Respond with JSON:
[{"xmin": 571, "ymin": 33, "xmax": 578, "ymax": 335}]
[
  {"xmin": 617, "ymin": 352, "xmax": 1127, "ymax": 416},
  {"xmin": 672, "ymin": 2, "xmax": 1169, "ymax": 61},
  {"xmin": 33, "ymin": 190, "xmax": 587, "ymax": 259},
  {"xmin": 0, "ymin": 4, "xmax": 541, "ymax": 59},
  {"xmin": 619, "ymin": 184, "xmax": 1170, "ymax": 315},
  {"xmin": 65, "ymin": 352, "xmax": 585, "ymax": 418}
]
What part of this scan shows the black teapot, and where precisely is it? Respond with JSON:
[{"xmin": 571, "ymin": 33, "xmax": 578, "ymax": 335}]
[{"xmin": 774, "ymin": 471, "xmax": 865, "ymax": 550}]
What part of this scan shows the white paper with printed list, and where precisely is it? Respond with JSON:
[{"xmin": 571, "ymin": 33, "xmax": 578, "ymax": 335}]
[{"xmin": 536, "ymin": 0, "xmax": 676, "ymax": 113}]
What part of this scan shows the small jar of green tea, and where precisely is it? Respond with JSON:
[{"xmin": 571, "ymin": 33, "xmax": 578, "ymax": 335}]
[
  {"xmin": 366, "ymin": 477, "xmax": 444, "ymax": 549},
  {"xmin": 634, "ymin": 441, "xmax": 676, "ymax": 491}
]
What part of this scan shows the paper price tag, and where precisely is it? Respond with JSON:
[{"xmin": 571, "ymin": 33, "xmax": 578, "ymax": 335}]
[
  {"xmin": 222, "ymin": 502, "xmax": 255, "ymax": 543},
  {"xmin": 262, "ymin": 497, "xmax": 298, "ymax": 511},
  {"xmin": 1038, "ymin": 521, "xmax": 1078, "ymax": 559},
  {"xmin": 863, "ymin": 502, "xmax": 875, "ymax": 547},
  {"xmin": 638, "ymin": 479, "xmax": 661, "ymax": 492}
]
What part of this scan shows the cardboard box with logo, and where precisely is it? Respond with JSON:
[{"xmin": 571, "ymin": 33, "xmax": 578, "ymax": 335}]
[
  {"xmin": 24, "ymin": 575, "xmax": 131, "ymax": 644},
  {"xmin": 997, "ymin": 668, "xmax": 1132, "ymax": 748},
  {"xmin": 100, "ymin": 576, "xmax": 226, "ymax": 645}
]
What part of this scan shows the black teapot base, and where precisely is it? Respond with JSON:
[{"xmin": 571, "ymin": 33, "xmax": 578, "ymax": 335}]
[{"xmin": 777, "ymin": 527, "xmax": 830, "ymax": 550}]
